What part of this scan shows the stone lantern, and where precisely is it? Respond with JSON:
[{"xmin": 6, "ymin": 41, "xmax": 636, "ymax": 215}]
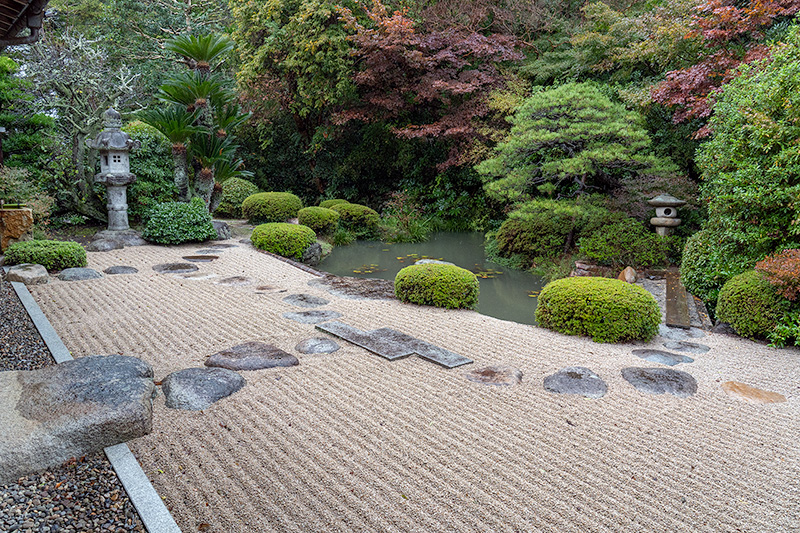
[
  {"xmin": 648, "ymin": 193, "xmax": 686, "ymax": 237},
  {"xmin": 86, "ymin": 108, "xmax": 145, "ymax": 249}
]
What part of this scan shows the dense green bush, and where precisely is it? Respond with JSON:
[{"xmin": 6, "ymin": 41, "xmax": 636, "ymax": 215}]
[
  {"xmin": 5, "ymin": 240, "xmax": 87, "ymax": 271},
  {"xmin": 330, "ymin": 202, "xmax": 380, "ymax": 238},
  {"xmin": 251, "ymin": 222, "xmax": 317, "ymax": 260},
  {"xmin": 492, "ymin": 198, "xmax": 620, "ymax": 265},
  {"xmin": 297, "ymin": 206, "xmax": 340, "ymax": 235},
  {"xmin": 535, "ymin": 277, "xmax": 661, "ymax": 343},
  {"xmin": 395, "ymin": 263, "xmax": 479, "ymax": 310},
  {"xmin": 123, "ymin": 121, "xmax": 177, "ymax": 222},
  {"xmin": 716, "ymin": 270, "xmax": 791, "ymax": 340},
  {"xmin": 319, "ymin": 199, "xmax": 349, "ymax": 209},
  {"xmin": 578, "ymin": 218, "xmax": 670, "ymax": 268},
  {"xmin": 241, "ymin": 192, "xmax": 303, "ymax": 224},
  {"xmin": 142, "ymin": 197, "xmax": 217, "ymax": 244},
  {"xmin": 680, "ymin": 229, "xmax": 752, "ymax": 306},
  {"xmin": 215, "ymin": 177, "xmax": 260, "ymax": 218}
]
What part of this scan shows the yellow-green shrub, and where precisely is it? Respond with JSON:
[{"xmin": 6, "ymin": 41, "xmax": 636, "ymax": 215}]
[
  {"xmin": 242, "ymin": 192, "xmax": 302, "ymax": 224},
  {"xmin": 395, "ymin": 263, "xmax": 479, "ymax": 309},
  {"xmin": 251, "ymin": 223, "xmax": 316, "ymax": 260}
]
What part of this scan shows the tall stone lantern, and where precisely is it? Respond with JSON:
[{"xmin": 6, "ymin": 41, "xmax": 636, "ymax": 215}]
[
  {"xmin": 86, "ymin": 108, "xmax": 146, "ymax": 250},
  {"xmin": 648, "ymin": 193, "xmax": 686, "ymax": 237}
]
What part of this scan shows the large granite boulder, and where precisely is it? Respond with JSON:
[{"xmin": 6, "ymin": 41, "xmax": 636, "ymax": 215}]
[
  {"xmin": 212, "ymin": 220, "xmax": 232, "ymax": 240},
  {"xmin": 0, "ymin": 208, "xmax": 34, "ymax": 251},
  {"xmin": 6, "ymin": 263, "xmax": 48, "ymax": 285},
  {"xmin": 57, "ymin": 267, "xmax": 103, "ymax": 281},
  {"xmin": 0, "ymin": 355, "xmax": 156, "ymax": 485},
  {"xmin": 301, "ymin": 242, "xmax": 322, "ymax": 266},
  {"xmin": 161, "ymin": 367, "xmax": 245, "ymax": 410}
]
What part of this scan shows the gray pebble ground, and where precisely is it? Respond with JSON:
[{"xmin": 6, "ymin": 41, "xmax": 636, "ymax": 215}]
[{"xmin": 0, "ymin": 280, "xmax": 145, "ymax": 532}]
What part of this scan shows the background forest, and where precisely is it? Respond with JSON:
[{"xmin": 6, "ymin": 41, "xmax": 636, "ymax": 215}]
[{"xmin": 2, "ymin": 0, "xmax": 800, "ymax": 337}]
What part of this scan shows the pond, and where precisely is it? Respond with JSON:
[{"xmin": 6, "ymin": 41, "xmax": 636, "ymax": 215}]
[{"xmin": 318, "ymin": 232, "xmax": 545, "ymax": 325}]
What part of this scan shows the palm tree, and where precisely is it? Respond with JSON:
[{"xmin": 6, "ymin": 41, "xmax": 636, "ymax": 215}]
[
  {"xmin": 137, "ymin": 106, "xmax": 204, "ymax": 202},
  {"xmin": 213, "ymin": 103, "xmax": 251, "ymax": 138},
  {"xmin": 190, "ymin": 132, "xmax": 237, "ymax": 206},
  {"xmin": 164, "ymin": 34, "xmax": 235, "ymax": 75}
]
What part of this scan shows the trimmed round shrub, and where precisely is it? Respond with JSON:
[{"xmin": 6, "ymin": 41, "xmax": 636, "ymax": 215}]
[
  {"xmin": 142, "ymin": 197, "xmax": 217, "ymax": 244},
  {"xmin": 214, "ymin": 177, "xmax": 260, "ymax": 218},
  {"xmin": 330, "ymin": 202, "xmax": 379, "ymax": 237},
  {"xmin": 319, "ymin": 199, "xmax": 349, "ymax": 209},
  {"xmin": 297, "ymin": 206, "xmax": 339, "ymax": 235},
  {"xmin": 680, "ymin": 229, "xmax": 752, "ymax": 307},
  {"xmin": 395, "ymin": 263, "xmax": 479, "ymax": 310},
  {"xmin": 242, "ymin": 192, "xmax": 303, "ymax": 224},
  {"xmin": 716, "ymin": 270, "xmax": 791, "ymax": 339},
  {"xmin": 251, "ymin": 222, "xmax": 316, "ymax": 260},
  {"xmin": 535, "ymin": 277, "xmax": 661, "ymax": 343},
  {"xmin": 5, "ymin": 239, "xmax": 87, "ymax": 271},
  {"xmin": 578, "ymin": 218, "xmax": 669, "ymax": 268}
]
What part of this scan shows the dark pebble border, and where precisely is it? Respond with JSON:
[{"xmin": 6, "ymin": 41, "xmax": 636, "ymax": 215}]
[{"xmin": 0, "ymin": 280, "xmax": 146, "ymax": 532}]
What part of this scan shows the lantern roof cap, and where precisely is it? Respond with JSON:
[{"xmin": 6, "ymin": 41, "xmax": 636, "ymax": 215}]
[
  {"xmin": 647, "ymin": 193, "xmax": 686, "ymax": 207},
  {"xmin": 87, "ymin": 108, "xmax": 137, "ymax": 151}
]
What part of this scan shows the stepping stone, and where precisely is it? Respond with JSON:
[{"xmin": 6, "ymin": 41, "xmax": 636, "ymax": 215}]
[
  {"xmin": 295, "ymin": 337, "xmax": 340, "ymax": 354},
  {"xmin": 194, "ymin": 249, "xmax": 222, "ymax": 255},
  {"xmin": 665, "ymin": 269, "xmax": 691, "ymax": 329},
  {"xmin": 182, "ymin": 255, "xmax": 218, "ymax": 262},
  {"xmin": 161, "ymin": 367, "xmax": 245, "ymax": 411},
  {"xmin": 86, "ymin": 239, "xmax": 123, "ymax": 252},
  {"xmin": 208, "ymin": 243, "xmax": 237, "ymax": 249},
  {"xmin": 57, "ymin": 267, "xmax": 103, "ymax": 281},
  {"xmin": 6, "ymin": 263, "xmax": 48, "ymax": 285},
  {"xmin": 255, "ymin": 284, "xmax": 278, "ymax": 293},
  {"xmin": 711, "ymin": 322, "xmax": 737, "ymax": 336},
  {"xmin": 104, "ymin": 266, "xmax": 138, "ymax": 275},
  {"xmin": 543, "ymin": 367, "xmax": 607, "ymax": 399},
  {"xmin": 662, "ymin": 341, "xmax": 710, "ymax": 354},
  {"xmin": 205, "ymin": 341, "xmax": 299, "ymax": 371},
  {"xmin": 239, "ymin": 239, "xmax": 252, "ymax": 245},
  {"xmin": 658, "ymin": 324, "xmax": 706, "ymax": 340},
  {"xmin": 284, "ymin": 310, "xmax": 343, "ymax": 324},
  {"xmin": 215, "ymin": 276, "xmax": 253, "ymax": 286},
  {"xmin": 621, "ymin": 367, "xmax": 697, "ymax": 398},
  {"xmin": 153, "ymin": 262, "xmax": 198, "ymax": 274},
  {"xmin": 632, "ymin": 349, "xmax": 694, "ymax": 367},
  {"xmin": 316, "ymin": 321, "xmax": 473, "ymax": 368},
  {"xmin": 721, "ymin": 381, "xmax": 787, "ymax": 404},
  {"xmin": 283, "ymin": 293, "xmax": 330, "ymax": 308},
  {"xmin": 464, "ymin": 365, "xmax": 522, "ymax": 386},
  {"xmin": 180, "ymin": 272, "xmax": 218, "ymax": 280}
]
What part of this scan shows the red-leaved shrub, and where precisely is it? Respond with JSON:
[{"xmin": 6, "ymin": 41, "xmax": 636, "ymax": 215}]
[{"xmin": 756, "ymin": 249, "xmax": 800, "ymax": 301}]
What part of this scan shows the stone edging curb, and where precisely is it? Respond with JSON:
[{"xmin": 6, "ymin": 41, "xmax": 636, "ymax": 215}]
[{"xmin": 10, "ymin": 281, "xmax": 182, "ymax": 533}]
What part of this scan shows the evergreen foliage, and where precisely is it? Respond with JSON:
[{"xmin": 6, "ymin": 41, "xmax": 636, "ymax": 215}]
[
  {"xmin": 297, "ymin": 206, "xmax": 340, "ymax": 235},
  {"xmin": 716, "ymin": 270, "xmax": 792, "ymax": 340},
  {"xmin": 215, "ymin": 178, "xmax": 260, "ymax": 218},
  {"xmin": 329, "ymin": 202, "xmax": 380, "ymax": 238},
  {"xmin": 578, "ymin": 218, "xmax": 671, "ymax": 268},
  {"xmin": 251, "ymin": 223, "xmax": 317, "ymax": 260},
  {"xmin": 395, "ymin": 263, "xmax": 479, "ymax": 310},
  {"xmin": 5, "ymin": 240, "xmax": 87, "ymax": 271},
  {"xmin": 142, "ymin": 197, "xmax": 217, "ymax": 244},
  {"xmin": 122, "ymin": 121, "xmax": 177, "ymax": 221},
  {"xmin": 241, "ymin": 192, "xmax": 303, "ymax": 224}
]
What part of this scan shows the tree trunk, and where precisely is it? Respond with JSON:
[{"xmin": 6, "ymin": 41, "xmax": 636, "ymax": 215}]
[
  {"xmin": 172, "ymin": 146, "xmax": 190, "ymax": 202},
  {"xmin": 194, "ymin": 167, "xmax": 215, "ymax": 207}
]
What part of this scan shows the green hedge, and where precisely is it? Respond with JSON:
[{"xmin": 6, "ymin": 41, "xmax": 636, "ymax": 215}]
[
  {"xmin": 214, "ymin": 177, "xmax": 259, "ymax": 218},
  {"xmin": 251, "ymin": 222, "xmax": 316, "ymax": 260},
  {"xmin": 123, "ymin": 121, "xmax": 176, "ymax": 222},
  {"xmin": 395, "ymin": 263, "xmax": 479, "ymax": 309},
  {"xmin": 680, "ymin": 229, "xmax": 751, "ymax": 307},
  {"xmin": 297, "ymin": 206, "xmax": 339, "ymax": 235},
  {"xmin": 242, "ymin": 192, "xmax": 303, "ymax": 224},
  {"xmin": 319, "ymin": 199, "xmax": 349, "ymax": 209},
  {"xmin": 330, "ymin": 202, "xmax": 379, "ymax": 238},
  {"xmin": 716, "ymin": 270, "xmax": 791, "ymax": 340},
  {"xmin": 535, "ymin": 277, "xmax": 661, "ymax": 343},
  {"xmin": 578, "ymin": 218, "xmax": 670, "ymax": 268},
  {"xmin": 142, "ymin": 197, "xmax": 217, "ymax": 244},
  {"xmin": 4, "ymin": 239, "xmax": 87, "ymax": 271}
]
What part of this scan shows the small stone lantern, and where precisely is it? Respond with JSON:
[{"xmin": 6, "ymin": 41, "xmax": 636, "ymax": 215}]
[
  {"xmin": 648, "ymin": 193, "xmax": 686, "ymax": 237},
  {"xmin": 87, "ymin": 108, "xmax": 140, "ymax": 234}
]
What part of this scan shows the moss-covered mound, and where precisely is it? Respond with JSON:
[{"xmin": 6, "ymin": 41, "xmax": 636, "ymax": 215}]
[
  {"xmin": 297, "ymin": 206, "xmax": 340, "ymax": 236},
  {"xmin": 330, "ymin": 202, "xmax": 379, "ymax": 237},
  {"xmin": 716, "ymin": 270, "xmax": 791, "ymax": 339},
  {"xmin": 251, "ymin": 222, "xmax": 316, "ymax": 261},
  {"xmin": 5, "ymin": 240, "xmax": 87, "ymax": 271},
  {"xmin": 319, "ymin": 199, "xmax": 349, "ymax": 209},
  {"xmin": 241, "ymin": 192, "xmax": 303, "ymax": 224},
  {"xmin": 395, "ymin": 263, "xmax": 479, "ymax": 310},
  {"xmin": 214, "ymin": 177, "xmax": 260, "ymax": 218},
  {"xmin": 535, "ymin": 276, "xmax": 661, "ymax": 343},
  {"xmin": 142, "ymin": 197, "xmax": 217, "ymax": 244}
]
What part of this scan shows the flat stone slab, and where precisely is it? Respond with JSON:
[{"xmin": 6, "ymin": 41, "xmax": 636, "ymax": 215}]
[
  {"xmin": 161, "ymin": 368, "xmax": 245, "ymax": 411},
  {"xmin": 6, "ymin": 263, "xmax": 48, "ymax": 285},
  {"xmin": 86, "ymin": 238, "xmax": 124, "ymax": 252},
  {"xmin": 57, "ymin": 267, "xmax": 103, "ymax": 281},
  {"xmin": 658, "ymin": 325, "xmax": 706, "ymax": 340},
  {"xmin": 94, "ymin": 230, "xmax": 147, "ymax": 247},
  {"xmin": 284, "ymin": 310, "xmax": 343, "ymax": 324},
  {"xmin": 721, "ymin": 381, "xmax": 787, "ymax": 404},
  {"xmin": 283, "ymin": 293, "xmax": 331, "ymax": 308},
  {"xmin": 295, "ymin": 337, "xmax": 340, "ymax": 354},
  {"xmin": 104, "ymin": 265, "xmax": 138, "ymax": 275},
  {"xmin": 0, "ymin": 355, "xmax": 155, "ymax": 484},
  {"xmin": 153, "ymin": 262, "xmax": 198, "ymax": 274},
  {"xmin": 179, "ymin": 272, "xmax": 218, "ymax": 280},
  {"xmin": 464, "ymin": 365, "xmax": 523, "ymax": 386},
  {"xmin": 194, "ymin": 249, "xmax": 222, "ymax": 255},
  {"xmin": 622, "ymin": 367, "xmax": 697, "ymax": 398},
  {"xmin": 543, "ymin": 367, "xmax": 607, "ymax": 399},
  {"xmin": 182, "ymin": 255, "xmax": 218, "ymax": 262},
  {"xmin": 316, "ymin": 321, "xmax": 472, "ymax": 368},
  {"xmin": 631, "ymin": 349, "xmax": 694, "ymax": 367},
  {"xmin": 662, "ymin": 341, "xmax": 710, "ymax": 354},
  {"xmin": 208, "ymin": 243, "xmax": 237, "ymax": 249},
  {"xmin": 205, "ymin": 341, "xmax": 299, "ymax": 371},
  {"xmin": 215, "ymin": 276, "xmax": 253, "ymax": 286}
]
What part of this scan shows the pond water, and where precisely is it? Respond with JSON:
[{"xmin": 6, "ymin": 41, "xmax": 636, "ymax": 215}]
[{"xmin": 318, "ymin": 232, "xmax": 545, "ymax": 325}]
